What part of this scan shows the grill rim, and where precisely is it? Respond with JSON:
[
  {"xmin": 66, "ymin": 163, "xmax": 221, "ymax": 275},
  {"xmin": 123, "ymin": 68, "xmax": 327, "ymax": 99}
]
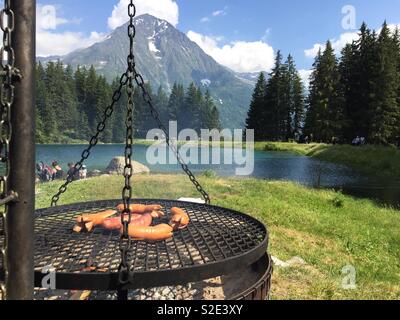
[{"xmin": 3, "ymin": 199, "xmax": 269, "ymax": 290}]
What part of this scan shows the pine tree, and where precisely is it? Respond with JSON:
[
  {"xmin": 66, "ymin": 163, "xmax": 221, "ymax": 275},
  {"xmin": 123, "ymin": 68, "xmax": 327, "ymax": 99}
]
[
  {"xmin": 154, "ymin": 86, "xmax": 169, "ymax": 125},
  {"xmin": 394, "ymin": 27, "xmax": 400, "ymax": 144},
  {"xmin": 343, "ymin": 23, "xmax": 378, "ymax": 141},
  {"xmin": 246, "ymin": 72, "xmax": 267, "ymax": 141},
  {"xmin": 96, "ymin": 75, "xmax": 113, "ymax": 143},
  {"xmin": 111, "ymin": 78, "xmax": 127, "ymax": 143},
  {"xmin": 292, "ymin": 72, "xmax": 306, "ymax": 140},
  {"xmin": 304, "ymin": 42, "xmax": 345, "ymax": 142},
  {"xmin": 284, "ymin": 54, "xmax": 306, "ymax": 140},
  {"xmin": 167, "ymin": 83, "xmax": 179, "ymax": 121},
  {"xmin": 264, "ymin": 51, "xmax": 287, "ymax": 141},
  {"xmin": 35, "ymin": 110, "xmax": 45, "ymax": 144},
  {"xmin": 74, "ymin": 66, "xmax": 90, "ymax": 140},
  {"xmin": 84, "ymin": 66, "xmax": 100, "ymax": 135},
  {"xmin": 180, "ymin": 83, "xmax": 198, "ymax": 131},
  {"xmin": 304, "ymin": 49, "xmax": 322, "ymax": 141},
  {"xmin": 210, "ymin": 106, "xmax": 222, "ymax": 130},
  {"xmin": 202, "ymin": 90, "xmax": 221, "ymax": 130},
  {"xmin": 369, "ymin": 22, "xmax": 400, "ymax": 144}
]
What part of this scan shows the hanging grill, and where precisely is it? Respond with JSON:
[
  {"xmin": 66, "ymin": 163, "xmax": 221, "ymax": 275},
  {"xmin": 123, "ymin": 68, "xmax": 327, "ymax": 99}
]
[
  {"xmin": 1, "ymin": 0, "xmax": 272, "ymax": 300},
  {"xmin": 1, "ymin": 200, "xmax": 268, "ymax": 290}
]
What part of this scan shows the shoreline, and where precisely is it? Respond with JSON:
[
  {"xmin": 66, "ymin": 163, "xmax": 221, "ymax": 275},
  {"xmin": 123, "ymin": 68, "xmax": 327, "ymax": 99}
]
[{"xmin": 37, "ymin": 141, "xmax": 400, "ymax": 180}]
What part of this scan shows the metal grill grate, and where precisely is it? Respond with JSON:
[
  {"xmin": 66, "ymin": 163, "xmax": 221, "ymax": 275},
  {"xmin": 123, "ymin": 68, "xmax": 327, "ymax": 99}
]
[{"xmin": 1, "ymin": 199, "xmax": 268, "ymax": 290}]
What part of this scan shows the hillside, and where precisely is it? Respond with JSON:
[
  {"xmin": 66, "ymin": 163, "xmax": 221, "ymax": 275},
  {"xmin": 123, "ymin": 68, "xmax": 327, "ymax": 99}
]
[{"xmin": 40, "ymin": 14, "xmax": 254, "ymax": 129}]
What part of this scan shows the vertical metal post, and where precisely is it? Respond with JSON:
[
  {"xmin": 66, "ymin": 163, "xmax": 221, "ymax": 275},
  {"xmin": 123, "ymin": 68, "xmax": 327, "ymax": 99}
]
[{"xmin": 6, "ymin": 0, "xmax": 36, "ymax": 300}]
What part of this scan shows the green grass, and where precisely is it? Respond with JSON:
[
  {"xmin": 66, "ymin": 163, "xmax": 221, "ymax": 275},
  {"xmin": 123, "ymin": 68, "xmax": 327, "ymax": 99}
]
[
  {"xmin": 36, "ymin": 174, "xmax": 400, "ymax": 300},
  {"xmin": 258, "ymin": 142, "xmax": 400, "ymax": 180}
]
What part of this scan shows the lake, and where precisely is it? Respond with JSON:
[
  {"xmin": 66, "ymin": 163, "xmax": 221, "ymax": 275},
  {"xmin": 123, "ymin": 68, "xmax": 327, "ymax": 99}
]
[{"xmin": 36, "ymin": 144, "xmax": 400, "ymax": 207}]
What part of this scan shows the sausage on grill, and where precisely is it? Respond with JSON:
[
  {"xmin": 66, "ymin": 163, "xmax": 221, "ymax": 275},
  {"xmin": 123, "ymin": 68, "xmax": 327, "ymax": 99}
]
[
  {"xmin": 116, "ymin": 204, "xmax": 163, "ymax": 214},
  {"xmin": 126, "ymin": 223, "xmax": 173, "ymax": 241},
  {"xmin": 169, "ymin": 207, "xmax": 190, "ymax": 231}
]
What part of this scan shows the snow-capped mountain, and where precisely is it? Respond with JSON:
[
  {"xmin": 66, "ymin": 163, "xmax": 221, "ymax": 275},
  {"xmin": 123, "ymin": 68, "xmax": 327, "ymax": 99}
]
[{"xmin": 40, "ymin": 14, "xmax": 254, "ymax": 129}]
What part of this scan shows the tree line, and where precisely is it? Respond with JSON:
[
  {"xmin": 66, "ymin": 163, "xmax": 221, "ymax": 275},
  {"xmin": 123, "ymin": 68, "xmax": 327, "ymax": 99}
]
[
  {"xmin": 36, "ymin": 61, "xmax": 221, "ymax": 144},
  {"xmin": 247, "ymin": 22, "xmax": 400, "ymax": 145},
  {"xmin": 246, "ymin": 52, "xmax": 305, "ymax": 142}
]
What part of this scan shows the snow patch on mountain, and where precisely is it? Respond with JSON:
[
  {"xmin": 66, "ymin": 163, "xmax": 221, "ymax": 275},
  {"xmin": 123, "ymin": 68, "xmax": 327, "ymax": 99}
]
[
  {"xmin": 201, "ymin": 79, "xmax": 211, "ymax": 87},
  {"xmin": 148, "ymin": 40, "xmax": 160, "ymax": 54},
  {"xmin": 96, "ymin": 60, "xmax": 108, "ymax": 69}
]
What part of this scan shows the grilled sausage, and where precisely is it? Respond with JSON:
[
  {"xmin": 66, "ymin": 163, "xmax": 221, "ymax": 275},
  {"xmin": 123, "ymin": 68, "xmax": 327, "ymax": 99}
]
[
  {"xmin": 126, "ymin": 224, "xmax": 173, "ymax": 241},
  {"xmin": 75, "ymin": 210, "xmax": 117, "ymax": 226},
  {"xmin": 169, "ymin": 207, "xmax": 190, "ymax": 230},
  {"xmin": 116, "ymin": 204, "xmax": 163, "ymax": 214},
  {"xmin": 102, "ymin": 211, "xmax": 165, "ymax": 231},
  {"xmin": 102, "ymin": 214, "xmax": 142, "ymax": 230}
]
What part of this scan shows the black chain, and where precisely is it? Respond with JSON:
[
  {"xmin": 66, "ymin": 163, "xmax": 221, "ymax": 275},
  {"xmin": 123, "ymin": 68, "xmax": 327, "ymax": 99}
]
[
  {"xmin": 0, "ymin": 0, "xmax": 20, "ymax": 300},
  {"xmin": 117, "ymin": 1, "xmax": 135, "ymax": 285},
  {"xmin": 51, "ymin": 71, "xmax": 128, "ymax": 206}
]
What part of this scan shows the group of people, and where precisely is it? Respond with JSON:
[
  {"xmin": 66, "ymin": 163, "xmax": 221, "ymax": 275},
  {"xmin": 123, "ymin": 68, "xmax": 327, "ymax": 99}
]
[
  {"xmin": 36, "ymin": 161, "xmax": 87, "ymax": 183},
  {"xmin": 351, "ymin": 136, "xmax": 366, "ymax": 146}
]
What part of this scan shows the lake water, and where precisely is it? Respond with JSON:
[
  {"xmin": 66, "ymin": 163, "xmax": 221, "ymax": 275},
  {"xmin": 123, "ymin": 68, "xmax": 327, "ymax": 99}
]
[{"xmin": 36, "ymin": 144, "xmax": 400, "ymax": 207}]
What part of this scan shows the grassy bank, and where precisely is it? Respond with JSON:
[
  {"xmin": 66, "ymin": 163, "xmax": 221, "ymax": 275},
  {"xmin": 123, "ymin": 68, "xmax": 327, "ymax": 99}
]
[
  {"xmin": 260, "ymin": 142, "xmax": 400, "ymax": 180},
  {"xmin": 36, "ymin": 174, "xmax": 400, "ymax": 300}
]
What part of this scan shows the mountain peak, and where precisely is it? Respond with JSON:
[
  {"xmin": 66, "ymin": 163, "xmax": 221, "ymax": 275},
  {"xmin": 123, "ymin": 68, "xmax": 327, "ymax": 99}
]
[{"xmin": 42, "ymin": 14, "xmax": 253, "ymax": 129}]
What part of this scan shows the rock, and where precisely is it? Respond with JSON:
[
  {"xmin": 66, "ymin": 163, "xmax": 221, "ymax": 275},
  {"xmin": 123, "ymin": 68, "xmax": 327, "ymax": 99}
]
[
  {"xmin": 106, "ymin": 157, "xmax": 150, "ymax": 175},
  {"xmin": 287, "ymin": 256, "xmax": 307, "ymax": 266},
  {"xmin": 182, "ymin": 292, "xmax": 190, "ymax": 299},
  {"xmin": 89, "ymin": 170, "xmax": 102, "ymax": 177},
  {"xmin": 153, "ymin": 292, "xmax": 161, "ymax": 300},
  {"xmin": 189, "ymin": 289, "xmax": 198, "ymax": 296},
  {"xmin": 272, "ymin": 256, "xmax": 290, "ymax": 268},
  {"xmin": 272, "ymin": 256, "xmax": 307, "ymax": 268},
  {"xmin": 167, "ymin": 292, "xmax": 175, "ymax": 300},
  {"xmin": 161, "ymin": 287, "xmax": 170, "ymax": 296}
]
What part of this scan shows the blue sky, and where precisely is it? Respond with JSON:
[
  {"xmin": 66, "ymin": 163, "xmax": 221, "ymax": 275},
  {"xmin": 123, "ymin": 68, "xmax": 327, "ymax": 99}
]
[{"xmin": 36, "ymin": 0, "xmax": 400, "ymax": 79}]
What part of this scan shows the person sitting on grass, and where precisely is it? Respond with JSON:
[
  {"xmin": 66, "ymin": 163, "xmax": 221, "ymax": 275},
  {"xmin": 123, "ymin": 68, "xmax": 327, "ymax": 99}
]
[
  {"xmin": 51, "ymin": 161, "xmax": 64, "ymax": 180},
  {"xmin": 67, "ymin": 162, "xmax": 80, "ymax": 181},
  {"xmin": 79, "ymin": 165, "xmax": 88, "ymax": 180}
]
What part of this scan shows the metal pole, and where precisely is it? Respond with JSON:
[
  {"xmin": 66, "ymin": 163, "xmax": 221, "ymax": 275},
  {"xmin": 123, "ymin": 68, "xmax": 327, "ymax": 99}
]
[{"xmin": 6, "ymin": 0, "xmax": 36, "ymax": 300}]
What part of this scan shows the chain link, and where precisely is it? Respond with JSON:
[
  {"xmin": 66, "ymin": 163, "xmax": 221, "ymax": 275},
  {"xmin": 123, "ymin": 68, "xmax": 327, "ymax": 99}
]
[
  {"xmin": 118, "ymin": 2, "xmax": 136, "ymax": 284},
  {"xmin": 0, "ymin": 0, "xmax": 20, "ymax": 300}
]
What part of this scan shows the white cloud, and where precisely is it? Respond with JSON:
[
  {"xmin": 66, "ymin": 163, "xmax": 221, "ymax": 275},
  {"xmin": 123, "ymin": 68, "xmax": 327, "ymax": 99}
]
[
  {"xmin": 108, "ymin": 0, "xmax": 179, "ymax": 29},
  {"xmin": 201, "ymin": 7, "xmax": 228, "ymax": 23},
  {"xmin": 380, "ymin": 23, "xmax": 400, "ymax": 34},
  {"xmin": 187, "ymin": 31, "xmax": 275, "ymax": 73},
  {"xmin": 212, "ymin": 9, "xmax": 227, "ymax": 17},
  {"xmin": 36, "ymin": 5, "xmax": 105, "ymax": 57},
  {"xmin": 304, "ymin": 43, "xmax": 324, "ymax": 58},
  {"xmin": 37, "ymin": 31, "xmax": 105, "ymax": 57},
  {"xmin": 37, "ymin": 5, "xmax": 69, "ymax": 30},
  {"xmin": 305, "ymin": 32, "xmax": 359, "ymax": 58}
]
